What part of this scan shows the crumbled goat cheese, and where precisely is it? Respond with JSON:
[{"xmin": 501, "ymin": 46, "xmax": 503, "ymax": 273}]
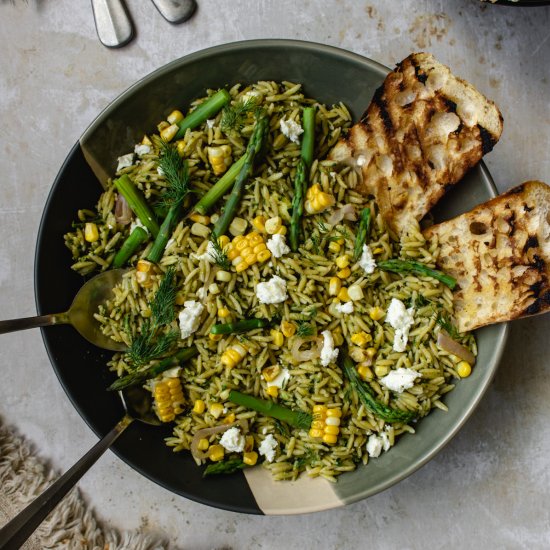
[
  {"xmin": 320, "ymin": 330, "xmax": 339, "ymax": 367},
  {"xmin": 335, "ymin": 301, "xmax": 354, "ymax": 314},
  {"xmin": 192, "ymin": 241, "xmax": 216, "ymax": 263},
  {"xmin": 206, "ymin": 119, "xmax": 215, "ymax": 128},
  {"xmin": 256, "ymin": 275, "xmax": 288, "ymax": 304},
  {"xmin": 258, "ymin": 434, "xmax": 278, "ymax": 463},
  {"xmin": 385, "ymin": 298, "xmax": 414, "ymax": 352},
  {"xmin": 266, "ymin": 234, "xmax": 290, "ymax": 258},
  {"xmin": 196, "ymin": 287, "xmax": 207, "ymax": 300},
  {"xmin": 129, "ymin": 217, "xmax": 149, "ymax": 234},
  {"xmin": 366, "ymin": 431, "xmax": 391, "ymax": 458},
  {"xmin": 266, "ymin": 368, "xmax": 290, "ymax": 389},
  {"xmin": 178, "ymin": 300, "xmax": 204, "ymax": 339},
  {"xmin": 279, "ymin": 118, "xmax": 303, "ymax": 144},
  {"xmin": 359, "ymin": 244, "xmax": 376, "ymax": 275},
  {"xmin": 219, "ymin": 427, "xmax": 245, "ymax": 453},
  {"xmin": 134, "ymin": 143, "xmax": 151, "ymax": 156},
  {"xmin": 380, "ymin": 367, "xmax": 420, "ymax": 393},
  {"xmin": 116, "ymin": 153, "xmax": 134, "ymax": 171}
]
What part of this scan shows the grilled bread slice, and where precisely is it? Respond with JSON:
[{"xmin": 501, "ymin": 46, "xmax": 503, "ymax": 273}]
[
  {"xmin": 424, "ymin": 181, "xmax": 550, "ymax": 332},
  {"xmin": 329, "ymin": 52, "xmax": 503, "ymax": 234}
]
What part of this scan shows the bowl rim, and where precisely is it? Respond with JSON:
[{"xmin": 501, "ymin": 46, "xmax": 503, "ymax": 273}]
[{"xmin": 34, "ymin": 38, "xmax": 510, "ymax": 514}]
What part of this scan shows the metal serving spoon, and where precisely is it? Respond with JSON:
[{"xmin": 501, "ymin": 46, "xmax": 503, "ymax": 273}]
[
  {"xmin": 0, "ymin": 268, "xmax": 128, "ymax": 351},
  {"xmin": 0, "ymin": 385, "xmax": 161, "ymax": 549},
  {"xmin": 150, "ymin": 0, "xmax": 197, "ymax": 24}
]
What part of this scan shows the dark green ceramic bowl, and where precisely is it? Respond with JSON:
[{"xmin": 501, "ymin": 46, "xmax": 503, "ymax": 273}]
[{"xmin": 34, "ymin": 40, "xmax": 508, "ymax": 515}]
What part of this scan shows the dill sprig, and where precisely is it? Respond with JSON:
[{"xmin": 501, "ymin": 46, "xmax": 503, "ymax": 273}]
[
  {"xmin": 296, "ymin": 321, "xmax": 314, "ymax": 337},
  {"xmin": 435, "ymin": 310, "xmax": 460, "ymax": 339},
  {"xmin": 209, "ymin": 234, "xmax": 231, "ymax": 270},
  {"xmin": 221, "ymin": 97, "xmax": 258, "ymax": 134},
  {"xmin": 150, "ymin": 267, "xmax": 178, "ymax": 326},
  {"xmin": 157, "ymin": 141, "xmax": 190, "ymax": 209}
]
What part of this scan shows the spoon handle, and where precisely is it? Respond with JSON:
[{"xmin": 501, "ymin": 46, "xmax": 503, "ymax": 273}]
[
  {"xmin": 0, "ymin": 313, "xmax": 68, "ymax": 335},
  {"xmin": 0, "ymin": 415, "xmax": 134, "ymax": 549}
]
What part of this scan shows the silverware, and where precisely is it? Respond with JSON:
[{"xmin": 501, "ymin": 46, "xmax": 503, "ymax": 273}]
[
  {"xmin": 0, "ymin": 385, "xmax": 161, "ymax": 549},
  {"xmin": 150, "ymin": 0, "xmax": 197, "ymax": 24},
  {"xmin": 0, "ymin": 268, "xmax": 128, "ymax": 351},
  {"xmin": 91, "ymin": 0, "xmax": 134, "ymax": 48}
]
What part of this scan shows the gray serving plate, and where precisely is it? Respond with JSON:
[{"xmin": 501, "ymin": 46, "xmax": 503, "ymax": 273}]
[{"xmin": 35, "ymin": 39, "xmax": 508, "ymax": 514}]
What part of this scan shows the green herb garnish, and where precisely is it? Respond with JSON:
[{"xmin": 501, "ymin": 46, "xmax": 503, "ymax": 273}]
[
  {"xmin": 209, "ymin": 234, "xmax": 231, "ymax": 270},
  {"xmin": 221, "ymin": 97, "xmax": 258, "ymax": 134}
]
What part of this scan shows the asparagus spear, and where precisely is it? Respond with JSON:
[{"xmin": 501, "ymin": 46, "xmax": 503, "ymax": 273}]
[
  {"xmin": 114, "ymin": 175, "xmax": 159, "ymax": 237},
  {"xmin": 174, "ymin": 89, "xmax": 231, "ymax": 141},
  {"xmin": 113, "ymin": 226, "xmax": 148, "ymax": 268},
  {"xmin": 213, "ymin": 112, "xmax": 270, "ymax": 237},
  {"xmin": 353, "ymin": 207, "xmax": 371, "ymax": 261},
  {"xmin": 108, "ymin": 346, "xmax": 198, "ymax": 391},
  {"xmin": 229, "ymin": 390, "xmax": 312, "ymax": 430},
  {"xmin": 377, "ymin": 259, "xmax": 457, "ymax": 289},
  {"xmin": 210, "ymin": 317, "xmax": 275, "ymax": 335},
  {"xmin": 289, "ymin": 107, "xmax": 315, "ymax": 252},
  {"xmin": 341, "ymin": 351, "xmax": 416, "ymax": 424},
  {"xmin": 203, "ymin": 459, "xmax": 246, "ymax": 477}
]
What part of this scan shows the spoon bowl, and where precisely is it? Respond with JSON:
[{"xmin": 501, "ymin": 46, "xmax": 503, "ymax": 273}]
[{"xmin": 0, "ymin": 268, "xmax": 128, "ymax": 351}]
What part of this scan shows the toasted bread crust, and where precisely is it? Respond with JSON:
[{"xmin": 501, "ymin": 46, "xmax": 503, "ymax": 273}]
[
  {"xmin": 329, "ymin": 53, "xmax": 503, "ymax": 234},
  {"xmin": 424, "ymin": 181, "xmax": 550, "ymax": 332}
]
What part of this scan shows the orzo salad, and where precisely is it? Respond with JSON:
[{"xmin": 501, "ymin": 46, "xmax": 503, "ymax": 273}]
[{"xmin": 64, "ymin": 81, "xmax": 476, "ymax": 481}]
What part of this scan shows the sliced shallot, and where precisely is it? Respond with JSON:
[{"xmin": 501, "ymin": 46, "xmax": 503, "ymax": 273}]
[
  {"xmin": 328, "ymin": 204, "xmax": 357, "ymax": 225},
  {"xmin": 290, "ymin": 336, "xmax": 323, "ymax": 363},
  {"xmin": 437, "ymin": 330, "xmax": 476, "ymax": 365},
  {"xmin": 114, "ymin": 194, "xmax": 132, "ymax": 225}
]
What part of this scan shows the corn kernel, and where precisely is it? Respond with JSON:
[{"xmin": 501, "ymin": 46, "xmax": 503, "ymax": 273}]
[
  {"xmin": 252, "ymin": 215, "xmax": 266, "ymax": 232},
  {"xmin": 218, "ymin": 307, "xmax": 230, "ymax": 318},
  {"xmin": 209, "ymin": 333, "xmax": 222, "ymax": 341},
  {"xmin": 215, "ymin": 270, "xmax": 232, "ymax": 282},
  {"xmin": 160, "ymin": 123, "xmax": 179, "ymax": 142},
  {"xmin": 281, "ymin": 320, "xmax": 296, "ymax": 338},
  {"xmin": 332, "ymin": 329, "xmax": 344, "ymax": 346},
  {"xmin": 369, "ymin": 306, "xmax": 385, "ymax": 321},
  {"xmin": 141, "ymin": 135, "xmax": 153, "ymax": 146},
  {"xmin": 191, "ymin": 222, "xmax": 210, "ymax": 239},
  {"xmin": 167, "ymin": 110, "xmax": 184, "ymax": 125},
  {"xmin": 193, "ymin": 400, "xmax": 206, "ymax": 414},
  {"xmin": 348, "ymin": 284, "xmax": 364, "ymax": 301},
  {"xmin": 457, "ymin": 361, "xmax": 472, "ymax": 378},
  {"xmin": 243, "ymin": 451, "xmax": 258, "ymax": 466},
  {"xmin": 207, "ymin": 145, "xmax": 232, "ymax": 176},
  {"xmin": 322, "ymin": 433, "xmax": 338, "ymax": 445},
  {"xmin": 218, "ymin": 235, "xmax": 230, "ymax": 248},
  {"xmin": 209, "ymin": 403, "xmax": 224, "ymax": 418},
  {"xmin": 136, "ymin": 259, "xmax": 155, "ymax": 288},
  {"xmin": 224, "ymin": 413, "xmax": 236, "ymax": 424},
  {"xmin": 176, "ymin": 139, "xmax": 186, "ymax": 156},
  {"xmin": 337, "ymin": 267, "xmax": 351, "ymax": 279},
  {"xmin": 337, "ymin": 287, "xmax": 350, "ymax": 302},
  {"xmin": 257, "ymin": 249, "xmax": 271, "ymax": 262},
  {"xmin": 208, "ymin": 444, "xmax": 225, "ymax": 462},
  {"xmin": 329, "ymin": 277, "xmax": 342, "ymax": 296},
  {"xmin": 197, "ymin": 438, "xmax": 209, "ymax": 451},
  {"xmin": 262, "ymin": 365, "xmax": 280, "ymax": 382},
  {"xmin": 157, "ymin": 120, "xmax": 170, "ymax": 132},
  {"xmin": 220, "ymin": 344, "xmax": 247, "ymax": 368},
  {"xmin": 351, "ymin": 331, "xmax": 372, "ymax": 347},
  {"xmin": 328, "ymin": 241, "xmax": 341, "ymax": 253},
  {"xmin": 236, "ymin": 261, "xmax": 249, "ymax": 273},
  {"xmin": 229, "ymin": 217, "xmax": 247, "ymax": 236},
  {"xmin": 325, "ymin": 416, "xmax": 341, "ymax": 426},
  {"xmin": 374, "ymin": 365, "xmax": 389, "ymax": 378},
  {"xmin": 271, "ymin": 330, "xmax": 284, "ymax": 347},
  {"xmin": 309, "ymin": 428, "xmax": 324, "ymax": 438},
  {"xmin": 266, "ymin": 386, "xmax": 279, "ymax": 398},
  {"xmin": 84, "ymin": 222, "xmax": 99, "ymax": 243},
  {"xmin": 350, "ymin": 347, "xmax": 367, "ymax": 363},
  {"xmin": 227, "ymin": 248, "xmax": 240, "ymax": 261},
  {"xmin": 276, "ymin": 225, "xmax": 287, "ymax": 235},
  {"xmin": 335, "ymin": 255, "xmax": 350, "ymax": 269},
  {"xmin": 326, "ymin": 408, "xmax": 342, "ymax": 418},
  {"xmin": 253, "ymin": 243, "xmax": 267, "ymax": 254},
  {"xmin": 265, "ymin": 216, "xmax": 282, "ymax": 235},
  {"xmin": 209, "ymin": 283, "xmax": 220, "ymax": 294},
  {"xmin": 372, "ymin": 247, "xmax": 384, "ymax": 254},
  {"xmin": 190, "ymin": 213, "xmax": 210, "ymax": 225},
  {"xmin": 313, "ymin": 405, "xmax": 327, "ymax": 414},
  {"xmin": 175, "ymin": 292, "xmax": 186, "ymax": 305},
  {"xmin": 311, "ymin": 420, "xmax": 325, "ymax": 430},
  {"xmin": 243, "ymin": 253, "xmax": 257, "ymax": 265},
  {"xmin": 324, "ymin": 425, "xmax": 340, "ymax": 435},
  {"xmin": 248, "ymin": 233, "xmax": 264, "ymax": 246}
]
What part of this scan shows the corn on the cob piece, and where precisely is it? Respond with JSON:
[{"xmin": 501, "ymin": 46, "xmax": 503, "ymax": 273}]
[
  {"xmin": 225, "ymin": 231, "xmax": 271, "ymax": 273},
  {"xmin": 220, "ymin": 343, "xmax": 247, "ymax": 368},
  {"xmin": 136, "ymin": 259, "xmax": 155, "ymax": 288},
  {"xmin": 207, "ymin": 145, "xmax": 232, "ymax": 176},
  {"xmin": 304, "ymin": 184, "xmax": 335, "ymax": 214},
  {"xmin": 153, "ymin": 377, "xmax": 185, "ymax": 423},
  {"xmin": 308, "ymin": 405, "xmax": 342, "ymax": 445}
]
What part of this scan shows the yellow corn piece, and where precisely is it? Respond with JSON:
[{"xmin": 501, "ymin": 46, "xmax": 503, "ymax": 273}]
[
  {"xmin": 366, "ymin": 347, "xmax": 377, "ymax": 358},
  {"xmin": 209, "ymin": 402, "xmax": 224, "ymax": 418},
  {"xmin": 209, "ymin": 332, "xmax": 222, "ymax": 342},
  {"xmin": 167, "ymin": 110, "xmax": 184, "ymax": 125},
  {"xmin": 218, "ymin": 235, "xmax": 230, "ymax": 248},
  {"xmin": 328, "ymin": 241, "xmax": 341, "ymax": 253},
  {"xmin": 337, "ymin": 287, "xmax": 350, "ymax": 302},
  {"xmin": 192, "ymin": 399, "xmax": 206, "ymax": 414},
  {"xmin": 235, "ymin": 261, "xmax": 249, "ymax": 273},
  {"xmin": 457, "ymin": 361, "xmax": 472, "ymax": 378},
  {"xmin": 266, "ymin": 386, "xmax": 279, "ymax": 398},
  {"xmin": 347, "ymin": 284, "xmax": 364, "ymax": 301},
  {"xmin": 160, "ymin": 123, "xmax": 179, "ymax": 142},
  {"xmin": 350, "ymin": 331, "xmax": 372, "ymax": 348},
  {"xmin": 262, "ymin": 365, "xmax": 280, "ymax": 382},
  {"xmin": 257, "ymin": 249, "xmax": 271, "ymax": 262},
  {"xmin": 264, "ymin": 216, "xmax": 282, "ymax": 235},
  {"xmin": 224, "ymin": 412, "xmax": 236, "ymax": 424},
  {"xmin": 335, "ymin": 255, "xmax": 350, "ymax": 269},
  {"xmin": 136, "ymin": 259, "xmax": 155, "ymax": 288},
  {"xmin": 153, "ymin": 377, "xmax": 185, "ymax": 422},
  {"xmin": 337, "ymin": 266, "xmax": 351, "ymax": 279},
  {"xmin": 329, "ymin": 277, "xmax": 342, "ymax": 296},
  {"xmin": 84, "ymin": 222, "xmax": 99, "ymax": 243},
  {"xmin": 243, "ymin": 451, "xmax": 258, "ymax": 466},
  {"xmin": 252, "ymin": 215, "xmax": 266, "ymax": 232},
  {"xmin": 220, "ymin": 344, "xmax": 247, "ymax": 368},
  {"xmin": 207, "ymin": 145, "xmax": 232, "ymax": 176},
  {"xmin": 176, "ymin": 139, "xmax": 186, "ymax": 156},
  {"xmin": 308, "ymin": 428, "xmax": 323, "ymax": 438},
  {"xmin": 280, "ymin": 320, "xmax": 296, "ymax": 338},
  {"xmin": 208, "ymin": 444, "xmax": 225, "ymax": 462},
  {"xmin": 369, "ymin": 306, "xmax": 385, "ymax": 321},
  {"xmin": 322, "ymin": 433, "xmax": 338, "ymax": 445},
  {"xmin": 304, "ymin": 184, "xmax": 335, "ymax": 214},
  {"xmin": 197, "ymin": 438, "xmax": 209, "ymax": 451},
  {"xmin": 218, "ymin": 307, "xmax": 230, "ymax": 318},
  {"xmin": 357, "ymin": 364, "xmax": 373, "ymax": 380},
  {"xmin": 189, "ymin": 213, "xmax": 210, "ymax": 225},
  {"xmin": 270, "ymin": 330, "xmax": 284, "ymax": 347}
]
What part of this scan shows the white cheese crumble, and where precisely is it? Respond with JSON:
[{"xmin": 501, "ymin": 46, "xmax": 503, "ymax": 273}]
[
  {"xmin": 116, "ymin": 153, "xmax": 134, "ymax": 171},
  {"xmin": 279, "ymin": 118, "xmax": 303, "ymax": 144},
  {"xmin": 380, "ymin": 367, "xmax": 420, "ymax": 393},
  {"xmin": 206, "ymin": 118, "xmax": 215, "ymax": 129},
  {"xmin": 385, "ymin": 298, "xmax": 414, "ymax": 352},
  {"xmin": 178, "ymin": 300, "xmax": 204, "ymax": 339},
  {"xmin": 157, "ymin": 166, "xmax": 165, "ymax": 176},
  {"xmin": 129, "ymin": 217, "xmax": 149, "ymax": 234},
  {"xmin": 134, "ymin": 143, "xmax": 151, "ymax": 156},
  {"xmin": 258, "ymin": 434, "xmax": 278, "ymax": 463},
  {"xmin": 192, "ymin": 241, "xmax": 216, "ymax": 263},
  {"xmin": 256, "ymin": 275, "xmax": 288, "ymax": 304},
  {"xmin": 335, "ymin": 301, "xmax": 354, "ymax": 314},
  {"xmin": 266, "ymin": 234, "xmax": 290, "ymax": 258},
  {"xmin": 196, "ymin": 287, "xmax": 207, "ymax": 300},
  {"xmin": 219, "ymin": 427, "xmax": 245, "ymax": 453},
  {"xmin": 266, "ymin": 368, "xmax": 291, "ymax": 389},
  {"xmin": 320, "ymin": 330, "xmax": 339, "ymax": 367},
  {"xmin": 366, "ymin": 432, "xmax": 391, "ymax": 458},
  {"xmin": 358, "ymin": 244, "xmax": 376, "ymax": 275}
]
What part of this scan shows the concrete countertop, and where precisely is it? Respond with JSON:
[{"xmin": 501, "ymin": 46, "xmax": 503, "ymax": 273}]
[{"xmin": 1, "ymin": 1, "xmax": 549, "ymax": 548}]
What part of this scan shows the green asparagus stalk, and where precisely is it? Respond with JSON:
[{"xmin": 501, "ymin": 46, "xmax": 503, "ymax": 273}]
[
  {"xmin": 192, "ymin": 154, "xmax": 247, "ymax": 216},
  {"xmin": 113, "ymin": 226, "xmax": 149, "ymax": 268},
  {"xmin": 341, "ymin": 351, "xmax": 416, "ymax": 424},
  {"xmin": 146, "ymin": 202, "xmax": 182, "ymax": 263},
  {"xmin": 174, "ymin": 89, "xmax": 231, "ymax": 141},
  {"xmin": 377, "ymin": 259, "xmax": 457, "ymax": 289},
  {"xmin": 114, "ymin": 175, "xmax": 159, "ymax": 237},
  {"xmin": 289, "ymin": 107, "xmax": 315, "ymax": 252},
  {"xmin": 213, "ymin": 112, "xmax": 270, "ymax": 237},
  {"xmin": 229, "ymin": 390, "xmax": 312, "ymax": 430},
  {"xmin": 353, "ymin": 207, "xmax": 371, "ymax": 261},
  {"xmin": 108, "ymin": 346, "xmax": 198, "ymax": 391},
  {"xmin": 210, "ymin": 317, "xmax": 275, "ymax": 335},
  {"xmin": 203, "ymin": 459, "xmax": 246, "ymax": 477}
]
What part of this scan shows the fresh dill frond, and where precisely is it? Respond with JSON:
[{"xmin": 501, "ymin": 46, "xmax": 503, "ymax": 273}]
[
  {"xmin": 274, "ymin": 419, "xmax": 291, "ymax": 438},
  {"xmin": 296, "ymin": 321, "xmax": 314, "ymax": 337},
  {"xmin": 209, "ymin": 234, "xmax": 231, "ymax": 270},
  {"xmin": 150, "ymin": 267, "xmax": 178, "ymax": 326},
  {"xmin": 221, "ymin": 97, "xmax": 258, "ymax": 134},
  {"xmin": 317, "ymin": 221, "xmax": 330, "ymax": 234},
  {"xmin": 310, "ymin": 233, "xmax": 321, "ymax": 255},
  {"xmin": 335, "ymin": 225, "xmax": 350, "ymax": 240},
  {"xmin": 435, "ymin": 310, "xmax": 460, "ymax": 339},
  {"xmin": 306, "ymin": 307, "xmax": 318, "ymax": 319},
  {"xmin": 157, "ymin": 141, "xmax": 190, "ymax": 209}
]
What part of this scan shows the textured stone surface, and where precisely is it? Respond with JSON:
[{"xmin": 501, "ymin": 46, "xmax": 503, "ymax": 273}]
[{"xmin": 0, "ymin": 1, "xmax": 549, "ymax": 548}]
